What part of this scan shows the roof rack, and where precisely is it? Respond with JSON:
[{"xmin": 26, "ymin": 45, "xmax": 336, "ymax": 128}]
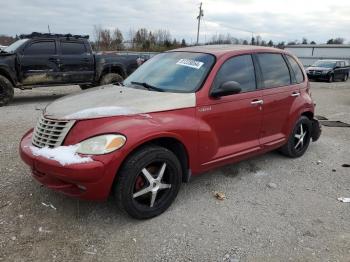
[{"xmin": 19, "ymin": 32, "xmax": 89, "ymax": 40}]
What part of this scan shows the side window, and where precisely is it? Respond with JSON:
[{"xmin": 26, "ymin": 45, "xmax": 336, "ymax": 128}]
[
  {"xmin": 24, "ymin": 41, "xmax": 56, "ymax": 55},
  {"xmin": 212, "ymin": 55, "xmax": 256, "ymax": 93},
  {"xmin": 61, "ymin": 41, "xmax": 86, "ymax": 55},
  {"xmin": 286, "ymin": 55, "xmax": 305, "ymax": 84},
  {"xmin": 257, "ymin": 53, "xmax": 291, "ymax": 88}
]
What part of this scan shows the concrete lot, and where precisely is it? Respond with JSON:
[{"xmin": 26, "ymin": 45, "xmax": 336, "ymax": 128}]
[{"xmin": 0, "ymin": 82, "xmax": 349, "ymax": 261}]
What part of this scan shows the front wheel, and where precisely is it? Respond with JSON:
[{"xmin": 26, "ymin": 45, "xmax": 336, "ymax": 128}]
[
  {"xmin": 280, "ymin": 116, "xmax": 312, "ymax": 158},
  {"xmin": 0, "ymin": 75, "xmax": 14, "ymax": 107},
  {"xmin": 114, "ymin": 146, "xmax": 182, "ymax": 219},
  {"xmin": 99, "ymin": 73, "xmax": 123, "ymax": 86},
  {"xmin": 343, "ymin": 74, "xmax": 348, "ymax": 82}
]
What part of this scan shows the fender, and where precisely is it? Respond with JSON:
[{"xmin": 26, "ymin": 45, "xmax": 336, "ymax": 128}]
[
  {"xmin": 0, "ymin": 64, "xmax": 17, "ymax": 86},
  {"xmin": 96, "ymin": 62, "xmax": 127, "ymax": 80},
  {"xmin": 63, "ymin": 108, "xmax": 200, "ymax": 172}
]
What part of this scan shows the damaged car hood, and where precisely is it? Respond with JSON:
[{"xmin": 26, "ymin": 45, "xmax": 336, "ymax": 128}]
[{"xmin": 44, "ymin": 85, "xmax": 196, "ymax": 120}]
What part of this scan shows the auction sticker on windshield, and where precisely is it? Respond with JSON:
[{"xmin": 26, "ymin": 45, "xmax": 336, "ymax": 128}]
[{"xmin": 176, "ymin": 59, "xmax": 204, "ymax": 69}]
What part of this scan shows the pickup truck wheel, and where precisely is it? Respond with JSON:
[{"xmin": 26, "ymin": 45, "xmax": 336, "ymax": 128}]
[
  {"xmin": 99, "ymin": 73, "xmax": 123, "ymax": 86},
  {"xmin": 0, "ymin": 75, "xmax": 14, "ymax": 107},
  {"xmin": 114, "ymin": 146, "xmax": 182, "ymax": 219},
  {"xmin": 280, "ymin": 116, "xmax": 312, "ymax": 158},
  {"xmin": 343, "ymin": 74, "xmax": 348, "ymax": 82}
]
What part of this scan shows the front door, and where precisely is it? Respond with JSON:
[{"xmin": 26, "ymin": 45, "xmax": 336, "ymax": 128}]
[
  {"xmin": 20, "ymin": 40, "xmax": 61, "ymax": 85},
  {"xmin": 198, "ymin": 54, "xmax": 263, "ymax": 168},
  {"xmin": 59, "ymin": 40, "xmax": 94, "ymax": 84}
]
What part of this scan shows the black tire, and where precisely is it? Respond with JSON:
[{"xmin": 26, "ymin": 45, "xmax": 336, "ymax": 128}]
[
  {"xmin": 343, "ymin": 74, "xmax": 348, "ymax": 82},
  {"xmin": 280, "ymin": 116, "xmax": 312, "ymax": 158},
  {"xmin": 328, "ymin": 74, "xmax": 334, "ymax": 83},
  {"xmin": 0, "ymin": 75, "xmax": 14, "ymax": 107},
  {"xmin": 99, "ymin": 73, "xmax": 123, "ymax": 86},
  {"xmin": 79, "ymin": 84, "xmax": 92, "ymax": 90},
  {"xmin": 114, "ymin": 146, "xmax": 182, "ymax": 219}
]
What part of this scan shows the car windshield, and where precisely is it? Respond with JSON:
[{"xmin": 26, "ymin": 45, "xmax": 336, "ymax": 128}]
[
  {"xmin": 312, "ymin": 61, "xmax": 336, "ymax": 68},
  {"xmin": 4, "ymin": 39, "xmax": 29, "ymax": 53},
  {"xmin": 124, "ymin": 52, "xmax": 215, "ymax": 93}
]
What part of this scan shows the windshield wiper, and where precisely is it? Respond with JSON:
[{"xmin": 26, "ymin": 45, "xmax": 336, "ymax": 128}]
[{"xmin": 130, "ymin": 81, "xmax": 164, "ymax": 92}]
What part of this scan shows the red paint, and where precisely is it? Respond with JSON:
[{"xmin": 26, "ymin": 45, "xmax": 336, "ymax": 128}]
[{"xmin": 19, "ymin": 46, "xmax": 315, "ymax": 201}]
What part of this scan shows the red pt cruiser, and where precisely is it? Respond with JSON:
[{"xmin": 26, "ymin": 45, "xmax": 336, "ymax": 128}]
[{"xmin": 20, "ymin": 45, "xmax": 321, "ymax": 219}]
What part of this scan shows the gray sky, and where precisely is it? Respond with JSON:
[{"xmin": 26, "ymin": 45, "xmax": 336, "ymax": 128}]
[{"xmin": 1, "ymin": 0, "xmax": 350, "ymax": 44}]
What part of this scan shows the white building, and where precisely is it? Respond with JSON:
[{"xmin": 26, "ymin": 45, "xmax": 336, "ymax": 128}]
[{"xmin": 285, "ymin": 45, "xmax": 350, "ymax": 67}]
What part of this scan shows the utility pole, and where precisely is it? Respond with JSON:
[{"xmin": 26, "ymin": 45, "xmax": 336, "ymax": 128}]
[
  {"xmin": 48, "ymin": 25, "xmax": 51, "ymax": 34},
  {"xmin": 196, "ymin": 2, "xmax": 204, "ymax": 45}
]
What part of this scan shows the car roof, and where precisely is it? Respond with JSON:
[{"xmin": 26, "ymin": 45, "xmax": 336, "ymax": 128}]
[{"xmin": 170, "ymin": 44, "xmax": 285, "ymax": 58}]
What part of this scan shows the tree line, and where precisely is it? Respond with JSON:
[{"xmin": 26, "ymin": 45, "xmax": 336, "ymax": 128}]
[
  {"xmin": 0, "ymin": 28, "xmax": 347, "ymax": 51},
  {"xmin": 92, "ymin": 26, "xmax": 186, "ymax": 52}
]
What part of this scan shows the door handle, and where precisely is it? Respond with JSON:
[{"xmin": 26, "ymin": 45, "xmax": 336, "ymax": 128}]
[
  {"xmin": 291, "ymin": 92, "xmax": 300, "ymax": 97},
  {"xmin": 251, "ymin": 99, "xmax": 264, "ymax": 105}
]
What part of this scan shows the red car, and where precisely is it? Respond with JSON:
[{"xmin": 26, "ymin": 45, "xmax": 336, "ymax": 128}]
[{"xmin": 20, "ymin": 45, "xmax": 321, "ymax": 219}]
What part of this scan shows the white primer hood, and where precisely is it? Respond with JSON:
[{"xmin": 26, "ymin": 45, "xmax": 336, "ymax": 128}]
[{"xmin": 44, "ymin": 85, "xmax": 196, "ymax": 120}]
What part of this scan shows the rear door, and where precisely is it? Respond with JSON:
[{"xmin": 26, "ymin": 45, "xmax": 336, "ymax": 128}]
[
  {"xmin": 20, "ymin": 40, "xmax": 61, "ymax": 85},
  {"xmin": 334, "ymin": 61, "xmax": 345, "ymax": 80},
  {"xmin": 59, "ymin": 40, "xmax": 94, "ymax": 83},
  {"xmin": 256, "ymin": 53, "xmax": 301, "ymax": 148},
  {"xmin": 198, "ymin": 54, "xmax": 263, "ymax": 167}
]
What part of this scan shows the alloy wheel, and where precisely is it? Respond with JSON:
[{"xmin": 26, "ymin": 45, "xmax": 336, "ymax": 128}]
[
  {"xmin": 132, "ymin": 162, "xmax": 172, "ymax": 208},
  {"xmin": 294, "ymin": 123, "xmax": 307, "ymax": 152}
]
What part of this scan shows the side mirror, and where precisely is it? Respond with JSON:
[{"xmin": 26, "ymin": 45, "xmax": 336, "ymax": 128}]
[{"xmin": 211, "ymin": 81, "xmax": 242, "ymax": 98}]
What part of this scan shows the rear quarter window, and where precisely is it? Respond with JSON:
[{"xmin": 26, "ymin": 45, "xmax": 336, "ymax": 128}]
[
  {"xmin": 61, "ymin": 41, "xmax": 87, "ymax": 55},
  {"xmin": 286, "ymin": 55, "xmax": 305, "ymax": 84},
  {"xmin": 257, "ymin": 53, "xmax": 291, "ymax": 88}
]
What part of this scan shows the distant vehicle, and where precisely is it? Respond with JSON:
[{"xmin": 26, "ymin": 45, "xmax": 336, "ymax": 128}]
[
  {"xmin": 0, "ymin": 45, "xmax": 7, "ymax": 51},
  {"xmin": 20, "ymin": 45, "xmax": 321, "ymax": 219},
  {"xmin": 0, "ymin": 32, "xmax": 144, "ymax": 106},
  {"xmin": 306, "ymin": 59, "xmax": 350, "ymax": 82}
]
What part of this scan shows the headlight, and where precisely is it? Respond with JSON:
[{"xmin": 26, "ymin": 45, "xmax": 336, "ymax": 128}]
[{"xmin": 76, "ymin": 134, "xmax": 126, "ymax": 155}]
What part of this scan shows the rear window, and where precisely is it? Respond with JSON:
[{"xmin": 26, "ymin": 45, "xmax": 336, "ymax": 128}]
[
  {"xmin": 24, "ymin": 41, "xmax": 56, "ymax": 55},
  {"xmin": 257, "ymin": 53, "xmax": 291, "ymax": 88},
  {"xmin": 286, "ymin": 55, "xmax": 304, "ymax": 84},
  {"xmin": 61, "ymin": 41, "xmax": 86, "ymax": 55}
]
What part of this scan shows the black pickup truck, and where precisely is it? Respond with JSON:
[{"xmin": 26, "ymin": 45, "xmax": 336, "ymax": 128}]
[
  {"xmin": 306, "ymin": 59, "xmax": 350, "ymax": 82},
  {"xmin": 0, "ymin": 33, "xmax": 143, "ymax": 106}
]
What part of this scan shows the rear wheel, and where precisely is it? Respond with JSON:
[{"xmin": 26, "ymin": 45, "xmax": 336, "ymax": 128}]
[
  {"xmin": 343, "ymin": 73, "xmax": 348, "ymax": 82},
  {"xmin": 99, "ymin": 73, "xmax": 123, "ymax": 86},
  {"xmin": 280, "ymin": 116, "xmax": 312, "ymax": 158},
  {"xmin": 114, "ymin": 146, "xmax": 182, "ymax": 219},
  {"xmin": 0, "ymin": 75, "xmax": 14, "ymax": 107}
]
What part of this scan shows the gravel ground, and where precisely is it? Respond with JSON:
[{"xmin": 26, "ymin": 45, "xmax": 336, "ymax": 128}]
[{"xmin": 0, "ymin": 82, "xmax": 349, "ymax": 262}]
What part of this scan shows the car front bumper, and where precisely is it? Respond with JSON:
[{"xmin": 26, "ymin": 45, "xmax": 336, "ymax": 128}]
[
  {"xmin": 19, "ymin": 130, "xmax": 121, "ymax": 201},
  {"xmin": 307, "ymin": 73, "xmax": 330, "ymax": 81}
]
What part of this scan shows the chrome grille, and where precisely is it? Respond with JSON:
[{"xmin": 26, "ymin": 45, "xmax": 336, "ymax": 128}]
[{"xmin": 32, "ymin": 115, "xmax": 75, "ymax": 148}]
